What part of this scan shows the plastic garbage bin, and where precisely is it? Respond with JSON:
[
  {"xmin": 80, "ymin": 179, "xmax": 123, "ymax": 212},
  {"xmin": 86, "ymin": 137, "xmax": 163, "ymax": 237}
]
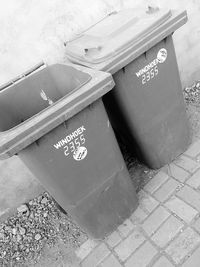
[
  {"xmin": 65, "ymin": 8, "xmax": 190, "ymax": 169},
  {"xmin": 0, "ymin": 62, "xmax": 138, "ymax": 239}
]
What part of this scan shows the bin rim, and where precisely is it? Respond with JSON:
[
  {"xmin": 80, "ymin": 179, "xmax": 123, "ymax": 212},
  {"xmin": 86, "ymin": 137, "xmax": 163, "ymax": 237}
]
[
  {"xmin": 0, "ymin": 63, "xmax": 115, "ymax": 159},
  {"xmin": 65, "ymin": 9, "xmax": 187, "ymax": 74},
  {"xmin": 0, "ymin": 62, "xmax": 46, "ymax": 91},
  {"xmin": 0, "ymin": 63, "xmax": 92, "ymax": 132}
]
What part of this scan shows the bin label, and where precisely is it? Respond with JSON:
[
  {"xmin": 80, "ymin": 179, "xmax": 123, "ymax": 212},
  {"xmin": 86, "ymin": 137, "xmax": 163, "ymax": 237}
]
[
  {"xmin": 135, "ymin": 48, "xmax": 167, "ymax": 84},
  {"xmin": 157, "ymin": 48, "xmax": 167, "ymax": 63},
  {"xmin": 53, "ymin": 125, "xmax": 87, "ymax": 160},
  {"xmin": 73, "ymin": 146, "xmax": 87, "ymax": 161}
]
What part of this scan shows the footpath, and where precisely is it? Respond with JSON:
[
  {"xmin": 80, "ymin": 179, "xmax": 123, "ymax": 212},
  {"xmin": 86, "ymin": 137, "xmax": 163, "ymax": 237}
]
[{"xmin": 75, "ymin": 138, "xmax": 200, "ymax": 267}]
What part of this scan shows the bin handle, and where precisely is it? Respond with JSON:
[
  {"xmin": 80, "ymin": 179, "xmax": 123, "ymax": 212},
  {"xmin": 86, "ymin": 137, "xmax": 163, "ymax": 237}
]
[
  {"xmin": 0, "ymin": 61, "xmax": 46, "ymax": 91},
  {"xmin": 84, "ymin": 46, "xmax": 103, "ymax": 57}
]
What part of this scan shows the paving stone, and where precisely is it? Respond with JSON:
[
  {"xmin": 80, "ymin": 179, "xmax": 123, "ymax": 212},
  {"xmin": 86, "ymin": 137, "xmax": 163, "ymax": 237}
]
[
  {"xmin": 125, "ymin": 241, "xmax": 157, "ymax": 267},
  {"xmin": 118, "ymin": 219, "xmax": 134, "ymax": 238},
  {"xmin": 165, "ymin": 196, "xmax": 198, "ymax": 223},
  {"xmin": 186, "ymin": 169, "xmax": 200, "ymax": 188},
  {"xmin": 182, "ymin": 246, "xmax": 200, "ymax": 267},
  {"xmin": 192, "ymin": 217, "xmax": 200, "ymax": 233},
  {"xmin": 75, "ymin": 239, "xmax": 98, "ymax": 260},
  {"xmin": 143, "ymin": 171, "xmax": 169, "ymax": 194},
  {"xmin": 154, "ymin": 178, "xmax": 180, "ymax": 202},
  {"xmin": 152, "ymin": 256, "xmax": 174, "ymax": 267},
  {"xmin": 138, "ymin": 190, "xmax": 159, "ymax": 213},
  {"xmin": 105, "ymin": 231, "xmax": 122, "ymax": 248},
  {"xmin": 177, "ymin": 185, "xmax": 200, "ymax": 211},
  {"xmin": 99, "ymin": 254, "xmax": 122, "ymax": 267},
  {"xmin": 114, "ymin": 228, "xmax": 145, "ymax": 261},
  {"xmin": 166, "ymin": 227, "xmax": 200, "ymax": 264},
  {"xmin": 184, "ymin": 139, "xmax": 200, "ymax": 158},
  {"xmin": 142, "ymin": 206, "xmax": 170, "ymax": 236},
  {"xmin": 166, "ymin": 163, "xmax": 190, "ymax": 183},
  {"xmin": 197, "ymin": 154, "xmax": 200, "ymax": 162},
  {"xmin": 151, "ymin": 215, "xmax": 184, "ymax": 248},
  {"xmin": 130, "ymin": 206, "xmax": 149, "ymax": 224},
  {"xmin": 174, "ymin": 155, "xmax": 200, "ymax": 173},
  {"xmin": 82, "ymin": 243, "xmax": 110, "ymax": 267}
]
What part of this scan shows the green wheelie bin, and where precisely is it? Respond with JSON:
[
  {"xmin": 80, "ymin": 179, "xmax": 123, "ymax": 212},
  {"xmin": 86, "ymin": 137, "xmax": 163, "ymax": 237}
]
[
  {"xmin": 0, "ymin": 62, "xmax": 138, "ymax": 239},
  {"xmin": 65, "ymin": 7, "xmax": 190, "ymax": 169}
]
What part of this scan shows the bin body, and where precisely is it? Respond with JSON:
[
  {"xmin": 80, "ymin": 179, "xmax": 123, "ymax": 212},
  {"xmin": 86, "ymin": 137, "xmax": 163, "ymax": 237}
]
[
  {"xmin": 19, "ymin": 99, "xmax": 138, "ymax": 238},
  {"xmin": 103, "ymin": 36, "xmax": 190, "ymax": 168},
  {"xmin": 0, "ymin": 63, "xmax": 138, "ymax": 239},
  {"xmin": 65, "ymin": 8, "xmax": 190, "ymax": 169}
]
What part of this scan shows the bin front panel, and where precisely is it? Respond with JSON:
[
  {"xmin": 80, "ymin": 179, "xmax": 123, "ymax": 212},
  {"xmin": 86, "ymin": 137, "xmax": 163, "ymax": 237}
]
[
  {"xmin": 19, "ymin": 99, "xmax": 127, "ymax": 206},
  {"xmin": 105, "ymin": 35, "xmax": 190, "ymax": 168}
]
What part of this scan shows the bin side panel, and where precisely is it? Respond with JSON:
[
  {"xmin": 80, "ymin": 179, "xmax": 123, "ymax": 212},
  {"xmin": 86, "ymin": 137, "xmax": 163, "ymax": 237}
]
[{"xmin": 104, "ymin": 35, "xmax": 190, "ymax": 169}]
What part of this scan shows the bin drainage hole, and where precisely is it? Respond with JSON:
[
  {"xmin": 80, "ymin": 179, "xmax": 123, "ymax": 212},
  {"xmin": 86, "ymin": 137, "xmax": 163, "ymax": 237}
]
[{"xmin": 40, "ymin": 89, "xmax": 53, "ymax": 105}]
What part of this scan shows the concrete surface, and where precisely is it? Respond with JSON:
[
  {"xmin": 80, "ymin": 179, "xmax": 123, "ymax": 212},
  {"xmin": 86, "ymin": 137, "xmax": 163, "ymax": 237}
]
[
  {"xmin": 75, "ymin": 138, "xmax": 200, "ymax": 267},
  {"xmin": 0, "ymin": 156, "xmax": 44, "ymax": 221},
  {"xmin": 0, "ymin": 0, "xmax": 200, "ymax": 219}
]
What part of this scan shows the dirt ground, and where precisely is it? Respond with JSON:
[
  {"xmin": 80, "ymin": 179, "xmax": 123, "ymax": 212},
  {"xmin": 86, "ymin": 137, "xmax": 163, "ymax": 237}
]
[{"xmin": 1, "ymin": 81, "xmax": 200, "ymax": 266}]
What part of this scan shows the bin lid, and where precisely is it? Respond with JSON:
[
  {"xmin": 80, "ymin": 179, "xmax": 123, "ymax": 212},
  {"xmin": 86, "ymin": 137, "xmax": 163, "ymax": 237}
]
[{"xmin": 65, "ymin": 8, "xmax": 187, "ymax": 73}]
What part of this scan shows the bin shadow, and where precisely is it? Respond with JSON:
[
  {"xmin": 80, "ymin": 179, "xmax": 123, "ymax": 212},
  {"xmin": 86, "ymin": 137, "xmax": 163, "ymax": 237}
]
[
  {"xmin": 115, "ymin": 133, "xmax": 158, "ymax": 193},
  {"xmin": 103, "ymin": 91, "xmax": 158, "ymax": 192}
]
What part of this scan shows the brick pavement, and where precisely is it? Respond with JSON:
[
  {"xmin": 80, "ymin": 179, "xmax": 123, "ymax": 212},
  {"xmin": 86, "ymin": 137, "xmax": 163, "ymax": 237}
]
[{"xmin": 75, "ymin": 139, "xmax": 200, "ymax": 266}]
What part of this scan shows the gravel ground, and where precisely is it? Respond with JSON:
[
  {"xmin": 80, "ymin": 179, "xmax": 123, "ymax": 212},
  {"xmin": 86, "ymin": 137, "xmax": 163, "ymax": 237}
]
[
  {"xmin": 184, "ymin": 80, "xmax": 200, "ymax": 139},
  {"xmin": 0, "ymin": 159, "xmax": 156, "ymax": 266},
  {"xmin": 0, "ymin": 192, "xmax": 87, "ymax": 266},
  {"xmin": 1, "ymin": 81, "xmax": 200, "ymax": 266}
]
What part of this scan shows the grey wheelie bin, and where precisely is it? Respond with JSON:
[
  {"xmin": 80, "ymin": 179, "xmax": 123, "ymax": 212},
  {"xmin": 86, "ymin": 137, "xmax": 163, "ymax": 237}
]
[
  {"xmin": 0, "ymin": 62, "xmax": 138, "ymax": 239},
  {"xmin": 65, "ymin": 7, "xmax": 190, "ymax": 169}
]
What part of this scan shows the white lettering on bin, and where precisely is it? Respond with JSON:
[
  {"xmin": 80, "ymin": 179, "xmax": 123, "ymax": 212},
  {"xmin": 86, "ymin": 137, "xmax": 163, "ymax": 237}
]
[
  {"xmin": 53, "ymin": 126, "xmax": 86, "ymax": 149},
  {"xmin": 135, "ymin": 48, "xmax": 167, "ymax": 84},
  {"xmin": 53, "ymin": 125, "xmax": 87, "ymax": 160}
]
